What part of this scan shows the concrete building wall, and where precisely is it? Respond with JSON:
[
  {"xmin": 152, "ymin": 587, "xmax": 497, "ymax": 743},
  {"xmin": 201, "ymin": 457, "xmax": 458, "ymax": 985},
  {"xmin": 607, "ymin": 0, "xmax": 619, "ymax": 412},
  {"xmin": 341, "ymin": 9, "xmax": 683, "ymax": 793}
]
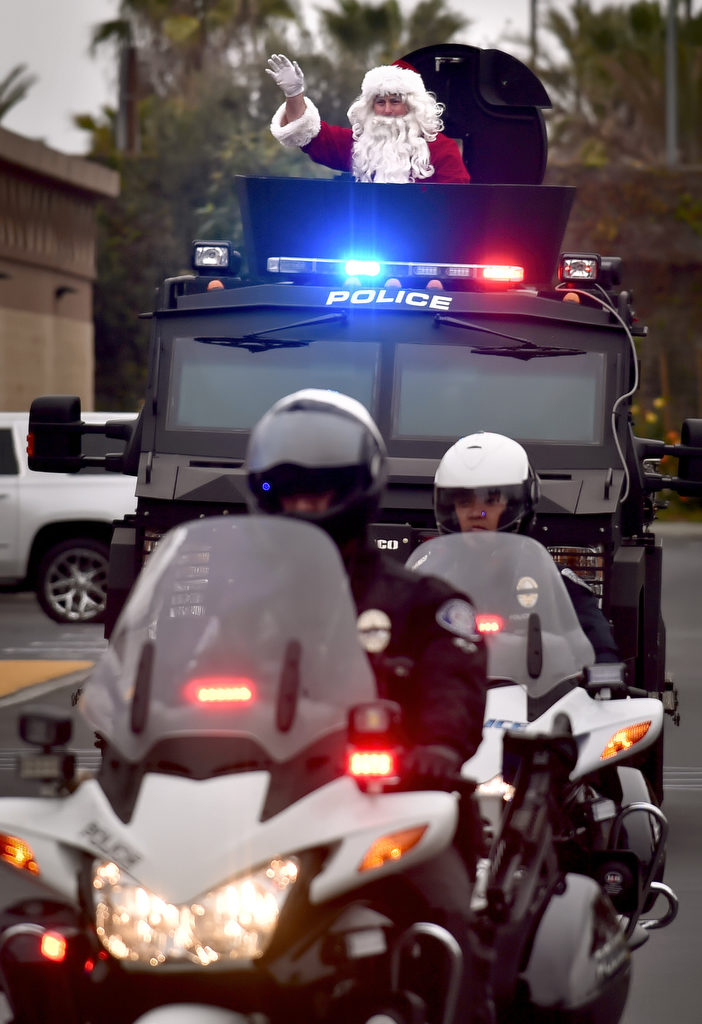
[{"xmin": 0, "ymin": 127, "xmax": 119, "ymax": 411}]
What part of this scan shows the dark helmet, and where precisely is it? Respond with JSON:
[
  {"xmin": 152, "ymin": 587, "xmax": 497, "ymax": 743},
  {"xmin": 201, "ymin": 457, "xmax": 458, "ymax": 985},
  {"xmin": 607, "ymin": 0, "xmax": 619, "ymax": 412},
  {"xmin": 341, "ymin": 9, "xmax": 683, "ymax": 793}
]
[
  {"xmin": 434, "ymin": 432, "xmax": 540, "ymax": 535},
  {"xmin": 245, "ymin": 389, "xmax": 387, "ymax": 546}
]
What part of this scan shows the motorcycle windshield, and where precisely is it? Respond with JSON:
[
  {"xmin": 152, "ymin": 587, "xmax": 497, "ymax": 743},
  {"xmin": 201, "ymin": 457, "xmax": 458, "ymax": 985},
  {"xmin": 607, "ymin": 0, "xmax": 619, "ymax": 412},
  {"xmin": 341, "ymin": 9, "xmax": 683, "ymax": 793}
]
[
  {"xmin": 407, "ymin": 533, "xmax": 594, "ymax": 700},
  {"xmin": 81, "ymin": 517, "xmax": 376, "ymax": 765}
]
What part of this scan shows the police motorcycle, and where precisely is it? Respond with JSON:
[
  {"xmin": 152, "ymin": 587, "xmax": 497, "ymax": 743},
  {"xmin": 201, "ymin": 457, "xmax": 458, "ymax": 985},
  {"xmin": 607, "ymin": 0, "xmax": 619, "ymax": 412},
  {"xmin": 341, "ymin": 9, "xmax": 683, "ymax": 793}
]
[
  {"xmin": 0, "ymin": 515, "xmax": 638, "ymax": 1024},
  {"xmin": 406, "ymin": 532, "xmax": 678, "ymax": 956}
]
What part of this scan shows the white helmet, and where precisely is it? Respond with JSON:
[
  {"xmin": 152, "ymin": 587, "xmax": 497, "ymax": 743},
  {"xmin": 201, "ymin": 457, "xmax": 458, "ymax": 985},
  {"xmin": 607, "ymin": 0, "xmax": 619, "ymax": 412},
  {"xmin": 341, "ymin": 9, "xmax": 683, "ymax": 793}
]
[{"xmin": 434, "ymin": 432, "xmax": 540, "ymax": 534}]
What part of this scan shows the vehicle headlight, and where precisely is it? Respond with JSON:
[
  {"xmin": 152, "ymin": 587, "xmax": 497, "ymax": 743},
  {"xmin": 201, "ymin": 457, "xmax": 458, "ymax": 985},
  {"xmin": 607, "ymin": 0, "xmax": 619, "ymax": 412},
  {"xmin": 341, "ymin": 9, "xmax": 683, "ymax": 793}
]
[{"xmin": 92, "ymin": 857, "xmax": 298, "ymax": 966}]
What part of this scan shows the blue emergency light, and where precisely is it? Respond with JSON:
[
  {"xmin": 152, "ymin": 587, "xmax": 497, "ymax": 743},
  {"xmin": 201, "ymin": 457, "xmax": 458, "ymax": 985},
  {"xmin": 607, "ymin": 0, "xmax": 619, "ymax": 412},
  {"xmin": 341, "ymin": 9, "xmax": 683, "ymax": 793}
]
[{"xmin": 344, "ymin": 260, "xmax": 381, "ymax": 278}]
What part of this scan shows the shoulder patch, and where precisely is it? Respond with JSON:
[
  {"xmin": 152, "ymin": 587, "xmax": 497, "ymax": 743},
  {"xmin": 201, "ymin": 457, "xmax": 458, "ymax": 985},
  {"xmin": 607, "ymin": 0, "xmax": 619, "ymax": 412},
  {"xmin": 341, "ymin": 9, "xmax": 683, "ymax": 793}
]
[
  {"xmin": 436, "ymin": 598, "xmax": 478, "ymax": 640},
  {"xmin": 561, "ymin": 567, "xmax": 593, "ymax": 592}
]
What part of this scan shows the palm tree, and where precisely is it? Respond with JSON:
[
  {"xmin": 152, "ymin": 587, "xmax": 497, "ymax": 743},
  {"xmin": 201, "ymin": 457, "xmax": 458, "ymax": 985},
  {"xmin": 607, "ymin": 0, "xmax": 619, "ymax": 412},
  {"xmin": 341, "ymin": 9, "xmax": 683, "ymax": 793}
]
[
  {"xmin": 0, "ymin": 64, "xmax": 37, "ymax": 122},
  {"xmin": 539, "ymin": 0, "xmax": 702, "ymax": 166},
  {"xmin": 318, "ymin": 0, "xmax": 467, "ymax": 70},
  {"xmin": 90, "ymin": 0, "xmax": 295, "ymax": 102}
]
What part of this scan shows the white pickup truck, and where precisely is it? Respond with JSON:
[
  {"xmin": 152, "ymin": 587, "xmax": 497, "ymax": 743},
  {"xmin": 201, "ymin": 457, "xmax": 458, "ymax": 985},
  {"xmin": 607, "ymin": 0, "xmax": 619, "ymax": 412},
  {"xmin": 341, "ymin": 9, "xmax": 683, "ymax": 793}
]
[{"xmin": 0, "ymin": 412, "xmax": 137, "ymax": 624}]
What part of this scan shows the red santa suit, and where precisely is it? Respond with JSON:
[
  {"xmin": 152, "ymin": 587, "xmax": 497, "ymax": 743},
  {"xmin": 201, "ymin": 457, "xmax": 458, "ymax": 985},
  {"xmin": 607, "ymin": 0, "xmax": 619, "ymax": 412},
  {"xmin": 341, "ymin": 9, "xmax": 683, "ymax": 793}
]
[{"xmin": 301, "ymin": 120, "xmax": 470, "ymax": 184}]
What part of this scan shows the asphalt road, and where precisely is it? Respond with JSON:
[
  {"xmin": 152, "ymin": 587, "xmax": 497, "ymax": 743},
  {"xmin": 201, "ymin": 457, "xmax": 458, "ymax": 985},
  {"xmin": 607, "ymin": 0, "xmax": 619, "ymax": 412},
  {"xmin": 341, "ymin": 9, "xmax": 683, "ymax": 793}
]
[
  {"xmin": 0, "ymin": 523, "xmax": 700, "ymax": 1022},
  {"xmin": 620, "ymin": 524, "xmax": 702, "ymax": 1023}
]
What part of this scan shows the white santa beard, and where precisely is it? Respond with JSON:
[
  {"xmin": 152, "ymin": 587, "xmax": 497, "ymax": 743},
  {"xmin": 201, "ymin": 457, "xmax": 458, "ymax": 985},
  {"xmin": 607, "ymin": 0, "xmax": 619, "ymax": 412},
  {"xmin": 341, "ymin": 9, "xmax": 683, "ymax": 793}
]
[{"xmin": 351, "ymin": 114, "xmax": 434, "ymax": 183}]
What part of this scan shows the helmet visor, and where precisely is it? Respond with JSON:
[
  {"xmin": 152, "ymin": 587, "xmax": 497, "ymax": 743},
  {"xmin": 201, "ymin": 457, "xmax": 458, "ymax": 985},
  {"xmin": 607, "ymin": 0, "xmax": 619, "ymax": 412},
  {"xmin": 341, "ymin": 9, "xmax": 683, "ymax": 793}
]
[
  {"xmin": 434, "ymin": 483, "xmax": 530, "ymax": 534},
  {"xmin": 249, "ymin": 463, "xmax": 368, "ymax": 519}
]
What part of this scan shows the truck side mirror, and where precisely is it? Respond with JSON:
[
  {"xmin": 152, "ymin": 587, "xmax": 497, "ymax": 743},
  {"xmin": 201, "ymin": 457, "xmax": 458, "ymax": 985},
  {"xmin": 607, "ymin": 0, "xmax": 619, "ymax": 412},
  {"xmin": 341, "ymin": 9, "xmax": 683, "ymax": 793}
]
[
  {"xmin": 27, "ymin": 395, "xmax": 84, "ymax": 472},
  {"xmin": 678, "ymin": 419, "xmax": 702, "ymax": 487},
  {"xmin": 27, "ymin": 396, "xmax": 134, "ymax": 474}
]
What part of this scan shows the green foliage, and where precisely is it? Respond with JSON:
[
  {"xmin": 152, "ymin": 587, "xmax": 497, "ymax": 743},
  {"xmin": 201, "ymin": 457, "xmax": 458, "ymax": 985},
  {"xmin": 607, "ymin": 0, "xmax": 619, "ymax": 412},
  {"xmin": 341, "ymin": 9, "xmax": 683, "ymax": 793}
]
[
  {"xmin": 675, "ymin": 192, "xmax": 702, "ymax": 235},
  {"xmin": 0, "ymin": 64, "xmax": 37, "ymax": 121}
]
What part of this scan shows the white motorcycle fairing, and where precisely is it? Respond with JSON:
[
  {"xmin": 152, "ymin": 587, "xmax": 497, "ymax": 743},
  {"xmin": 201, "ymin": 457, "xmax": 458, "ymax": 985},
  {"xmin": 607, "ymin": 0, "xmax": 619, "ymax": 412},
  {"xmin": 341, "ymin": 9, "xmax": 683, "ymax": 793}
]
[
  {"xmin": 462, "ymin": 684, "xmax": 663, "ymax": 787},
  {"xmin": 0, "ymin": 773, "xmax": 457, "ymax": 909}
]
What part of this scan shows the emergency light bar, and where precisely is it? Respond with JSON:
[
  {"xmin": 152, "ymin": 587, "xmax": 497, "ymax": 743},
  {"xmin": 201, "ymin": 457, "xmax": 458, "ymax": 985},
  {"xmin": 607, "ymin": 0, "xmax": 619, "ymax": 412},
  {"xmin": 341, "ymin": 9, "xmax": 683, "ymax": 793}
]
[{"xmin": 266, "ymin": 256, "xmax": 525, "ymax": 284}]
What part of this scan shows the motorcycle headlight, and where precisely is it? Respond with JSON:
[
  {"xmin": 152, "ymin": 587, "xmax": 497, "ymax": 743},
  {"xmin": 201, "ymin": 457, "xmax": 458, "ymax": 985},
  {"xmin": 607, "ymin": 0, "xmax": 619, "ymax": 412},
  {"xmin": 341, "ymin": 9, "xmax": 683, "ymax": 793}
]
[{"xmin": 92, "ymin": 857, "xmax": 298, "ymax": 966}]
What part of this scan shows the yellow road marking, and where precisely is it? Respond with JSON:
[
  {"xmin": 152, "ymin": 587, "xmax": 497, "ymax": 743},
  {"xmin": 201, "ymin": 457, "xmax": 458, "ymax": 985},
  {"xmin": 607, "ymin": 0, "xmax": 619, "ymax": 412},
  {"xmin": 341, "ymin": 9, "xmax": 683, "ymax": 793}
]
[{"xmin": 0, "ymin": 661, "xmax": 94, "ymax": 696}]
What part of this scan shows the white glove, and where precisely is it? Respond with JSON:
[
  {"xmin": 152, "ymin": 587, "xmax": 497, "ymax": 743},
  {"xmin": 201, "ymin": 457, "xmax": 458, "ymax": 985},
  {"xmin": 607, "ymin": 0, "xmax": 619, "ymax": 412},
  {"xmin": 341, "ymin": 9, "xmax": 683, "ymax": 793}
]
[{"xmin": 266, "ymin": 53, "xmax": 305, "ymax": 98}]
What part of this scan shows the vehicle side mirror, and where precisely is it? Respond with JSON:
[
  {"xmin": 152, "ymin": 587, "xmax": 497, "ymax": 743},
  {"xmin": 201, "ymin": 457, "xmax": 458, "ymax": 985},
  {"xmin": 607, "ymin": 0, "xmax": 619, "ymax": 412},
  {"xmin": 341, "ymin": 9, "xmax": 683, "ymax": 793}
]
[
  {"xmin": 28, "ymin": 395, "xmax": 84, "ymax": 472},
  {"xmin": 28, "ymin": 395, "xmax": 133, "ymax": 474},
  {"xmin": 677, "ymin": 419, "xmax": 702, "ymax": 489},
  {"xmin": 637, "ymin": 418, "xmax": 702, "ymax": 497}
]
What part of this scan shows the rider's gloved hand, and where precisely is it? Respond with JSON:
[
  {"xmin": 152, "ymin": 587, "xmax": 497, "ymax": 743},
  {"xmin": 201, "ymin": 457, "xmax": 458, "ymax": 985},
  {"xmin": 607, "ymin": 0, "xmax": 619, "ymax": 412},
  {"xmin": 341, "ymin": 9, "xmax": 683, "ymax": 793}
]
[
  {"xmin": 266, "ymin": 54, "xmax": 305, "ymax": 97},
  {"xmin": 405, "ymin": 744, "xmax": 462, "ymax": 780}
]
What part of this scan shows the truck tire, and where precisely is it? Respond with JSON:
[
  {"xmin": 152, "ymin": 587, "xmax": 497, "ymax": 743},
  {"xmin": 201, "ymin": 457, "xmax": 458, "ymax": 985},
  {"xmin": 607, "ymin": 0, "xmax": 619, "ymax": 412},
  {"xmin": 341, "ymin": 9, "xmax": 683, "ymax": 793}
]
[{"xmin": 36, "ymin": 538, "xmax": 110, "ymax": 624}]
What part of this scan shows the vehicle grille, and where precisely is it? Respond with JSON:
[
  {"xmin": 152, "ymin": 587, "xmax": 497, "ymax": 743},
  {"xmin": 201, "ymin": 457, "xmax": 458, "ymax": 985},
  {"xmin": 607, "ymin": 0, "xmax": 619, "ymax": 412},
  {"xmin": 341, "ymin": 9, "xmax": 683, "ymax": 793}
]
[{"xmin": 548, "ymin": 545, "xmax": 605, "ymax": 601}]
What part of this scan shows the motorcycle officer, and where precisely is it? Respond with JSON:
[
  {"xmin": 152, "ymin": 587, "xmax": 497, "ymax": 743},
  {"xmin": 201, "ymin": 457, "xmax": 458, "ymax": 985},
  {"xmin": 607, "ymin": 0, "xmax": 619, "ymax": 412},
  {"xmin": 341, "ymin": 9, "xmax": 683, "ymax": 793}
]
[
  {"xmin": 434, "ymin": 431, "xmax": 620, "ymax": 662},
  {"xmin": 245, "ymin": 388, "xmax": 494, "ymax": 1024}
]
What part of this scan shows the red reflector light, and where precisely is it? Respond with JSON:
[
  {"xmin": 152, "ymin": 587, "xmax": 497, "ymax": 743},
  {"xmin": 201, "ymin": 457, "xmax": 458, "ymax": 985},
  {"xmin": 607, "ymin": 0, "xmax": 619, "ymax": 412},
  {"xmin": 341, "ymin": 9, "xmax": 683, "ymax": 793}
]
[
  {"xmin": 476, "ymin": 614, "xmax": 504, "ymax": 634},
  {"xmin": 184, "ymin": 677, "xmax": 255, "ymax": 704},
  {"xmin": 347, "ymin": 749, "xmax": 397, "ymax": 779},
  {"xmin": 26, "ymin": 433, "xmax": 35, "ymax": 457},
  {"xmin": 40, "ymin": 932, "xmax": 67, "ymax": 962},
  {"xmin": 481, "ymin": 265, "xmax": 525, "ymax": 282}
]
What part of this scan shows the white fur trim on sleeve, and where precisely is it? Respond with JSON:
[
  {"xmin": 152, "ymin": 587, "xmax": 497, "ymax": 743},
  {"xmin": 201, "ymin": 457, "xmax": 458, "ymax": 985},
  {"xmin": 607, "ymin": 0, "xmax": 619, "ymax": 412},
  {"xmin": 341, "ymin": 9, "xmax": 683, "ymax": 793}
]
[{"xmin": 270, "ymin": 98, "xmax": 322, "ymax": 148}]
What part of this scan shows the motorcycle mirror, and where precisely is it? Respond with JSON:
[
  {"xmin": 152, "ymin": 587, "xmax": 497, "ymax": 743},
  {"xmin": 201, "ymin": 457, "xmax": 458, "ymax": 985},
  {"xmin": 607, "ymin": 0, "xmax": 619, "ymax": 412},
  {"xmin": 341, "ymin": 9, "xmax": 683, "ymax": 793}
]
[
  {"xmin": 347, "ymin": 701, "xmax": 403, "ymax": 745},
  {"xmin": 585, "ymin": 663, "xmax": 627, "ymax": 699}
]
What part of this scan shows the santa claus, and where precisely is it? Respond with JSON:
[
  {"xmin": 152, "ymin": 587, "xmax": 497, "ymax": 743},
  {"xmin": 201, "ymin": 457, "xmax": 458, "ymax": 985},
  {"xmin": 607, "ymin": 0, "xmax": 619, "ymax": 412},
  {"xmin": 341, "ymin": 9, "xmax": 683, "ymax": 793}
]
[{"xmin": 266, "ymin": 53, "xmax": 470, "ymax": 184}]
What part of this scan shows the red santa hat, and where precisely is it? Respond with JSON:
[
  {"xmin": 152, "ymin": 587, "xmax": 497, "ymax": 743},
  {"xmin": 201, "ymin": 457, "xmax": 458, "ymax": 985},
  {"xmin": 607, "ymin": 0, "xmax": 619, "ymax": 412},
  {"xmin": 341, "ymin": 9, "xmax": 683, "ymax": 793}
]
[{"xmin": 359, "ymin": 60, "xmax": 427, "ymax": 103}]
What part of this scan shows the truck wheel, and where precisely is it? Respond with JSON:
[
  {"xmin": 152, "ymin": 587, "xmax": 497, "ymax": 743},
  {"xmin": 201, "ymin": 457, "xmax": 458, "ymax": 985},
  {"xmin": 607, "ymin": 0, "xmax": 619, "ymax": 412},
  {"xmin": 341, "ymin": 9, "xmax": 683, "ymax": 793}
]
[{"xmin": 36, "ymin": 539, "xmax": 110, "ymax": 624}]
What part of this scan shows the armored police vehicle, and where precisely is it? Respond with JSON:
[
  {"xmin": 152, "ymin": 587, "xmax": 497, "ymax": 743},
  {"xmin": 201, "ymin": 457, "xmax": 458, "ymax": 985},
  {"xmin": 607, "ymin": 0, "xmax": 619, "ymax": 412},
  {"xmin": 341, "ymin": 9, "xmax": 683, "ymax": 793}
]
[{"xmin": 28, "ymin": 45, "xmax": 702, "ymax": 796}]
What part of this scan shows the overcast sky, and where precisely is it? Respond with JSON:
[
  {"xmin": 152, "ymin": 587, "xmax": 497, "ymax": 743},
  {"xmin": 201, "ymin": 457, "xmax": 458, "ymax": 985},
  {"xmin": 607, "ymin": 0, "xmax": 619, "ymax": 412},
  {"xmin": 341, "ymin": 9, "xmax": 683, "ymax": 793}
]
[{"xmin": 1, "ymin": 0, "xmax": 637, "ymax": 155}]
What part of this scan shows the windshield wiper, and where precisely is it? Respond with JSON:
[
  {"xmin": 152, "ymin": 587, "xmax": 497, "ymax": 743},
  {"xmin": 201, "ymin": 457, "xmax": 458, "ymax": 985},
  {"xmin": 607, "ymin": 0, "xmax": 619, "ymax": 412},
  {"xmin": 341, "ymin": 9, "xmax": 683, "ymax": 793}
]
[
  {"xmin": 435, "ymin": 314, "xmax": 537, "ymax": 345},
  {"xmin": 243, "ymin": 312, "xmax": 347, "ymax": 339},
  {"xmin": 195, "ymin": 311, "xmax": 347, "ymax": 352},
  {"xmin": 433, "ymin": 315, "xmax": 584, "ymax": 359},
  {"xmin": 195, "ymin": 336, "xmax": 311, "ymax": 352},
  {"xmin": 471, "ymin": 344, "xmax": 586, "ymax": 361}
]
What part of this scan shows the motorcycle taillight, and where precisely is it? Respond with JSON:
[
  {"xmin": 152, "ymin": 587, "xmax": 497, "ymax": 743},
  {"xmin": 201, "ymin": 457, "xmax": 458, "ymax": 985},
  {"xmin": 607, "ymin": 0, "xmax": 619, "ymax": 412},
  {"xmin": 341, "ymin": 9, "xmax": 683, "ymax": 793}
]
[
  {"xmin": 476, "ymin": 614, "xmax": 504, "ymax": 634},
  {"xmin": 347, "ymin": 749, "xmax": 398, "ymax": 780},
  {"xmin": 40, "ymin": 932, "xmax": 67, "ymax": 963},
  {"xmin": 183, "ymin": 676, "xmax": 256, "ymax": 705}
]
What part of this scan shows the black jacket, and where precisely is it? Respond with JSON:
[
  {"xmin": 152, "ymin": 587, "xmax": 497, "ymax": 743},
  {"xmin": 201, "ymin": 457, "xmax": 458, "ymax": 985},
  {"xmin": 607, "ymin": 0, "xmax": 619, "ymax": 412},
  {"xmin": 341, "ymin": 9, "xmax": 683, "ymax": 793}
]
[
  {"xmin": 560, "ymin": 568, "xmax": 620, "ymax": 664},
  {"xmin": 346, "ymin": 545, "xmax": 487, "ymax": 761}
]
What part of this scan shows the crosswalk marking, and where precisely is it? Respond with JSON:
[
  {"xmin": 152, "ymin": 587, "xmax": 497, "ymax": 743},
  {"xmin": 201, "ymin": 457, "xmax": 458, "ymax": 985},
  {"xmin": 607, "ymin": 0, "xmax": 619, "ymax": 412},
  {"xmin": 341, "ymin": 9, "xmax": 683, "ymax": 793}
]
[
  {"xmin": 0, "ymin": 749, "xmax": 102, "ymax": 771},
  {"xmin": 0, "ymin": 759, "xmax": 698, "ymax": 786},
  {"xmin": 663, "ymin": 768, "xmax": 702, "ymax": 791},
  {"xmin": 3, "ymin": 641, "xmax": 107, "ymax": 659}
]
